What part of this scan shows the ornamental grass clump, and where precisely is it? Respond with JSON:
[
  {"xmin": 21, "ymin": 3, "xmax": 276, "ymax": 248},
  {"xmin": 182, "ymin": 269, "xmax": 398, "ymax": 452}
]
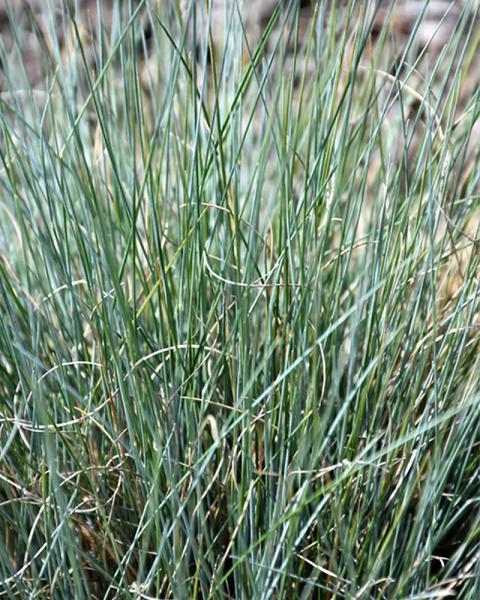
[{"xmin": 0, "ymin": 1, "xmax": 479, "ymax": 598}]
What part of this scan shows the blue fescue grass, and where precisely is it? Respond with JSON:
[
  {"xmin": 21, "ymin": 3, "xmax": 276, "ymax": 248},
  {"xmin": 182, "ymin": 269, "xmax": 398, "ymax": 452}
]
[{"xmin": 0, "ymin": 1, "xmax": 479, "ymax": 598}]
